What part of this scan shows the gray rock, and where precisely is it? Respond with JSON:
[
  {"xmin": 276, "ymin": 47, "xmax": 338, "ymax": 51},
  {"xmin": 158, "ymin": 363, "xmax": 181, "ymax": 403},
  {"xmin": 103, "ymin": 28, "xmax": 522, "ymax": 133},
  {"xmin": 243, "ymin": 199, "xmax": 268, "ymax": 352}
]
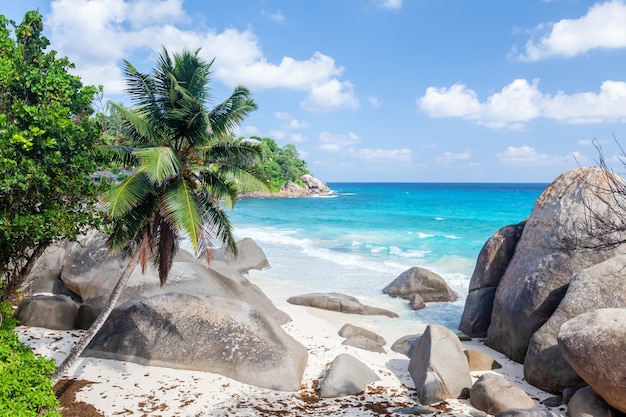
[
  {"xmin": 23, "ymin": 244, "xmax": 67, "ymax": 292},
  {"xmin": 213, "ymin": 237, "xmax": 270, "ymax": 273},
  {"xmin": 408, "ymin": 324, "xmax": 472, "ymax": 405},
  {"xmin": 338, "ymin": 323, "xmax": 386, "ymax": 345},
  {"xmin": 460, "ymin": 222, "xmax": 525, "ymax": 338},
  {"xmin": 558, "ymin": 308, "xmax": 626, "ymax": 413},
  {"xmin": 301, "ymin": 174, "xmax": 330, "ymax": 195},
  {"xmin": 342, "ymin": 335, "xmax": 386, "ymax": 353},
  {"xmin": 86, "ymin": 293, "xmax": 308, "ymax": 391},
  {"xmin": 383, "ymin": 266, "xmax": 456, "ymax": 302},
  {"xmin": 391, "ymin": 334, "xmax": 421, "ymax": 357},
  {"xmin": 410, "ymin": 293, "xmax": 426, "ymax": 310},
  {"xmin": 470, "ymin": 373, "xmax": 536, "ymax": 415},
  {"xmin": 16, "ymin": 294, "xmax": 79, "ymax": 330},
  {"xmin": 287, "ymin": 292, "xmax": 398, "ymax": 318},
  {"xmin": 319, "ymin": 353, "xmax": 380, "ymax": 398},
  {"xmin": 61, "ymin": 232, "xmax": 290, "ymax": 327},
  {"xmin": 567, "ymin": 386, "xmax": 613, "ymax": 417},
  {"xmin": 486, "ymin": 167, "xmax": 626, "ymax": 363},
  {"xmin": 464, "ymin": 349, "xmax": 502, "ymax": 371},
  {"xmin": 525, "ymin": 255, "xmax": 626, "ymax": 393}
]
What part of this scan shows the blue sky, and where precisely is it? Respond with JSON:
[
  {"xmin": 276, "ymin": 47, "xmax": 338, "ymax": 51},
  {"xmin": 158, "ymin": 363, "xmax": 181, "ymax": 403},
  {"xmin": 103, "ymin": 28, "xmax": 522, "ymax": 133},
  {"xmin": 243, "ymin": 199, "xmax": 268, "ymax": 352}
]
[{"xmin": 5, "ymin": 0, "xmax": 626, "ymax": 182}]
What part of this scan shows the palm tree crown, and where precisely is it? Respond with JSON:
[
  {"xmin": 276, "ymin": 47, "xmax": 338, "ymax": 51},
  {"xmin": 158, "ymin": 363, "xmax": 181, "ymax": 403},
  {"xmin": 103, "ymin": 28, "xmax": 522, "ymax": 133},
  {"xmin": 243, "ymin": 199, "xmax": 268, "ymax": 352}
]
[{"xmin": 106, "ymin": 47, "xmax": 267, "ymax": 284}]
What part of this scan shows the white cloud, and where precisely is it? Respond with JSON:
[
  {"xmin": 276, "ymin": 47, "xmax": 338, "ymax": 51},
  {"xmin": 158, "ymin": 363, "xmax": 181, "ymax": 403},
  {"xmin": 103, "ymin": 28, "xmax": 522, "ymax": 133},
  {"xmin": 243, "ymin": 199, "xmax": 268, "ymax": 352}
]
[
  {"xmin": 47, "ymin": 0, "xmax": 353, "ymax": 106},
  {"xmin": 518, "ymin": 0, "xmax": 626, "ymax": 61},
  {"xmin": 288, "ymin": 119, "xmax": 310, "ymax": 129},
  {"xmin": 375, "ymin": 0, "xmax": 403, "ymax": 10},
  {"xmin": 319, "ymin": 131, "xmax": 360, "ymax": 146},
  {"xmin": 419, "ymin": 78, "xmax": 626, "ymax": 128},
  {"xmin": 302, "ymin": 79, "xmax": 360, "ymax": 111},
  {"xmin": 436, "ymin": 150, "xmax": 472, "ymax": 166},
  {"xmin": 497, "ymin": 146, "xmax": 576, "ymax": 166},
  {"xmin": 353, "ymin": 148, "xmax": 412, "ymax": 161}
]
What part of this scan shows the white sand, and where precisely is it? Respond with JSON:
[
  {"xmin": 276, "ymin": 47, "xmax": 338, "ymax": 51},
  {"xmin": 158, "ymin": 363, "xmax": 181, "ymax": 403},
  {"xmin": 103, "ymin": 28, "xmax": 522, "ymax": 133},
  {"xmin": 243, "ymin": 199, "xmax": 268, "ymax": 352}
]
[{"xmin": 17, "ymin": 273, "xmax": 557, "ymax": 416}]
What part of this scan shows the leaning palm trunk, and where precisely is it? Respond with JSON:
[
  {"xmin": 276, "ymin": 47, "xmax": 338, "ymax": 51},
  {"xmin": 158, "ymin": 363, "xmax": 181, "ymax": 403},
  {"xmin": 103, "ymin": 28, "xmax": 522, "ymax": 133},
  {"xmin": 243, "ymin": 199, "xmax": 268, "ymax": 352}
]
[{"xmin": 51, "ymin": 249, "xmax": 141, "ymax": 386}]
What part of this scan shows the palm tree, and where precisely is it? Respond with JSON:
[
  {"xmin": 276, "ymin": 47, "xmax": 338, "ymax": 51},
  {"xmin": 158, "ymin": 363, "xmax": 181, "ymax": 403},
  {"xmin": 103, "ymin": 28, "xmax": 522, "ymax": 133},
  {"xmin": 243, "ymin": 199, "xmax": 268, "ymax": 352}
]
[{"xmin": 52, "ymin": 48, "xmax": 267, "ymax": 385}]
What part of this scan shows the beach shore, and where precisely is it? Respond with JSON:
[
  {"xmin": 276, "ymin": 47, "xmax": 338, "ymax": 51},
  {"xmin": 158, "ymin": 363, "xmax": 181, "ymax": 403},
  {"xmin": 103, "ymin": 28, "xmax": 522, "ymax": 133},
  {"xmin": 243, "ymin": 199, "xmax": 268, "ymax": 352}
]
[{"xmin": 18, "ymin": 272, "xmax": 556, "ymax": 416}]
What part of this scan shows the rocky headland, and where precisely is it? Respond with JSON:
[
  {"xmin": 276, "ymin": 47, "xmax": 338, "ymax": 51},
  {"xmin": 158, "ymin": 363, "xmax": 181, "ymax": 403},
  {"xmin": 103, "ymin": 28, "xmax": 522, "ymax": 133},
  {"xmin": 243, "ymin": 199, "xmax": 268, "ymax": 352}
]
[{"xmin": 238, "ymin": 174, "xmax": 331, "ymax": 198}]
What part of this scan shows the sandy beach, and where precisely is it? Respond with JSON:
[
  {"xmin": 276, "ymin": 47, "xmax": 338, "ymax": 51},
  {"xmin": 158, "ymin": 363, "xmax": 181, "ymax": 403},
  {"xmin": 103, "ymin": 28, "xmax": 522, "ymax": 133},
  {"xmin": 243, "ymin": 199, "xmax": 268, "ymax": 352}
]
[{"xmin": 17, "ymin": 273, "xmax": 557, "ymax": 416}]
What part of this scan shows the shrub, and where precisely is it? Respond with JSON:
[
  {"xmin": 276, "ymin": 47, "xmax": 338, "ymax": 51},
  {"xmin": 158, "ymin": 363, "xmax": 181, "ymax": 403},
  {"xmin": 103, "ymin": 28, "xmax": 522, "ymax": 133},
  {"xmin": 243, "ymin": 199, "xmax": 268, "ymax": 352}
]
[{"xmin": 0, "ymin": 301, "xmax": 60, "ymax": 416}]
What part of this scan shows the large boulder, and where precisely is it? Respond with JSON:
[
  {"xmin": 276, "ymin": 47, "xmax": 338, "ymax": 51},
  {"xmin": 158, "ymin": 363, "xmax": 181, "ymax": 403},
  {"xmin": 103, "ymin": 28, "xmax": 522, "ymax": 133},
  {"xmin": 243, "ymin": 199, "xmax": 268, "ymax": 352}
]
[
  {"xmin": 22, "ymin": 244, "xmax": 68, "ymax": 294},
  {"xmin": 470, "ymin": 373, "xmax": 536, "ymax": 415},
  {"xmin": 486, "ymin": 167, "xmax": 626, "ymax": 363},
  {"xmin": 60, "ymin": 232, "xmax": 289, "ymax": 327},
  {"xmin": 15, "ymin": 294, "xmax": 79, "ymax": 330},
  {"xmin": 383, "ymin": 267, "xmax": 456, "ymax": 303},
  {"xmin": 301, "ymin": 174, "xmax": 330, "ymax": 195},
  {"xmin": 459, "ymin": 222, "xmax": 525, "ymax": 338},
  {"xmin": 319, "ymin": 354, "xmax": 380, "ymax": 398},
  {"xmin": 558, "ymin": 308, "xmax": 626, "ymax": 413},
  {"xmin": 338, "ymin": 323, "xmax": 386, "ymax": 346},
  {"xmin": 567, "ymin": 386, "xmax": 614, "ymax": 417},
  {"xmin": 408, "ymin": 324, "xmax": 472, "ymax": 405},
  {"xmin": 86, "ymin": 293, "xmax": 308, "ymax": 391},
  {"xmin": 524, "ymin": 255, "xmax": 626, "ymax": 393},
  {"xmin": 212, "ymin": 237, "xmax": 270, "ymax": 273},
  {"xmin": 287, "ymin": 293, "xmax": 398, "ymax": 318}
]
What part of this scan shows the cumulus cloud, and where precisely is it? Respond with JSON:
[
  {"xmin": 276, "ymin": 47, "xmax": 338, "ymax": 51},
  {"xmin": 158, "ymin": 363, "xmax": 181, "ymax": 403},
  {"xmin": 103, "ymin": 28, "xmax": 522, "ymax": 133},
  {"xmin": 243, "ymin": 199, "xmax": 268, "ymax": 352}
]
[
  {"xmin": 517, "ymin": 0, "xmax": 626, "ymax": 61},
  {"xmin": 497, "ymin": 146, "xmax": 579, "ymax": 166},
  {"xmin": 418, "ymin": 78, "xmax": 626, "ymax": 128},
  {"xmin": 302, "ymin": 79, "xmax": 360, "ymax": 111},
  {"xmin": 46, "ymin": 0, "xmax": 354, "ymax": 106}
]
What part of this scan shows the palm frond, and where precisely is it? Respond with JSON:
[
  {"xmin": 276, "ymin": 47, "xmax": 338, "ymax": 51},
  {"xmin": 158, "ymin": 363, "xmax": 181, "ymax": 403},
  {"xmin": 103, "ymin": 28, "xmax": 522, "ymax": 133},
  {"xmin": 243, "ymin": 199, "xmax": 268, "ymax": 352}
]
[
  {"xmin": 135, "ymin": 147, "xmax": 181, "ymax": 186},
  {"xmin": 162, "ymin": 179, "xmax": 202, "ymax": 254},
  {"xmin": 107, "ymin": 102, "xmax": 161, "ymax": 147},
  {"xmin": 202, "ymin": 200, "xmax": 238, "ymax": 256},
  {"xmin": 208, "ymin": 86, "xmax": 257, "ymax": 139},
  {"xmin": 105, "ymin": 170, "xmax": 152, "ymax": 217}
]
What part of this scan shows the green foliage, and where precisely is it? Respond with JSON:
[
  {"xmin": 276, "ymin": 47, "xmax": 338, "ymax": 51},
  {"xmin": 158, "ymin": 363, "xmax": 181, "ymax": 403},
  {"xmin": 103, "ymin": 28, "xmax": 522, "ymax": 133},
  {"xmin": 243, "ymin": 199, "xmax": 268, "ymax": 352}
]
[
  {"xmin": 0, "ymin": 11, "xmax": 106, "ymax": 296},
  {"xmin": 251, "ymin": 137, "xmax": 310, "ymax": 191},
  {"xmin": 106, "ymin": 48, "xmax": 267, "ymax": 282},
  {"xmin": 0, "ymin": 302, "xmax": 60, "ymax": 416}
]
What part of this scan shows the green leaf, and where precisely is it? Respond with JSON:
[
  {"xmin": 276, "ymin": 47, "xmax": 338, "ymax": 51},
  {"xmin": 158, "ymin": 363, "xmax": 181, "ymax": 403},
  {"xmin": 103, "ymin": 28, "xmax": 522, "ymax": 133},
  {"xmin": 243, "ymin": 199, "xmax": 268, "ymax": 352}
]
[
  {"xmin": 163, "ymin": 179, "xmax": 202, "ymax": 254},
  {"xmin": 135, "ymin": 147, "xmax": 181, "ymax": 186},
  {"xmin": 106, "ymin": 170, "xmax": 151, "ymax": 217}
]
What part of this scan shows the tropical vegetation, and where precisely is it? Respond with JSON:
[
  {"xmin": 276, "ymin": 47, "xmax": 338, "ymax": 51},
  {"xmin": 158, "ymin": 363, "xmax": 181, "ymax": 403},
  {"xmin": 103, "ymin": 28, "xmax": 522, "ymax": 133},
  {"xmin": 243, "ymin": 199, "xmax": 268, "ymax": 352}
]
[
  {"xmin": 0, "ymin": 301, "xmax": 60, "ymax": 416},
  {"xmin": 252, "ymin": 136, "xmax": 310, "ymax": 191},
  {"xmin": 51, "ymin": 47, "xmax": 268, "ymax": 383},
  {"xmin": 0, "ymin": 11, "xmax": 105, "ymax": 299}
]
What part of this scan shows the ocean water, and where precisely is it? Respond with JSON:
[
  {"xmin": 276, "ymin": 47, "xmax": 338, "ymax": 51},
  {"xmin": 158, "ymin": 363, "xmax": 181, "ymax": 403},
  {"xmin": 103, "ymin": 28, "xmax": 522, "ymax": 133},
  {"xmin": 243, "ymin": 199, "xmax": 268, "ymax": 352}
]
[{"xmin": 227, "ymin": 183, "xmax": 547, "ymax": 332}]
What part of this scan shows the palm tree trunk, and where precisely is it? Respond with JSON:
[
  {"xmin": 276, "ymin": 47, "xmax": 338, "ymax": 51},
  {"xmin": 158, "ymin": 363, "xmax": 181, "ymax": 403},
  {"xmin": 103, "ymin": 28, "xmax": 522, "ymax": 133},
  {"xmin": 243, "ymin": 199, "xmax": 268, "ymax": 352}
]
[{"xmin": 51, "ymin": 249, "xmax": 141, "ymax": 386}]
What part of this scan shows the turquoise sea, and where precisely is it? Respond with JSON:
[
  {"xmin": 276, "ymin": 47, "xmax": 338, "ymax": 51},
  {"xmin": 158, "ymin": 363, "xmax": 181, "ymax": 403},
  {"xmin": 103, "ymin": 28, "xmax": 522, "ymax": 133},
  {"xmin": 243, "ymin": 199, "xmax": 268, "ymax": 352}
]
[{"xmin": 228, "ymin": 183, "xmax": 547, "ymax": 331}]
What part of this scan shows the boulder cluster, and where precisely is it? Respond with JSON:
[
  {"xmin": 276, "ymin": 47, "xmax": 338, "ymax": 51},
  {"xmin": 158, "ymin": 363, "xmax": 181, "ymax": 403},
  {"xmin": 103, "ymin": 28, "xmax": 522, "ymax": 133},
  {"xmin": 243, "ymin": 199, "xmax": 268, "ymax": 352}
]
[{"xmin": 461, "ymin": 166, "xmax": 626, "ymax": 414}]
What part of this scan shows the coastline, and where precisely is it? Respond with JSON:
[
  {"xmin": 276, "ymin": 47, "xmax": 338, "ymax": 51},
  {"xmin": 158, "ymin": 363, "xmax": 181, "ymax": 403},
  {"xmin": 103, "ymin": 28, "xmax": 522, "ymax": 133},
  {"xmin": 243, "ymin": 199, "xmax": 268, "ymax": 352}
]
[{"xmin": 18, "ymin": 270, "xmax": 555, "ymax": 416}]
